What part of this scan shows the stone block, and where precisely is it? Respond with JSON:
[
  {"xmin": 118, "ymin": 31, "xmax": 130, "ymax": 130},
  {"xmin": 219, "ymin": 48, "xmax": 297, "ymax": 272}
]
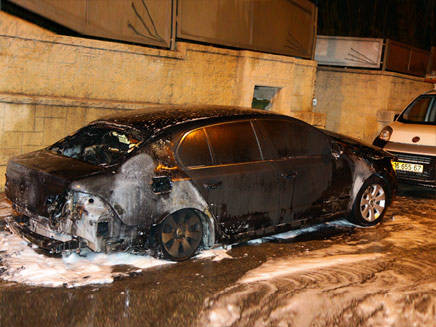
[
  {"xmin": 0, "ymin": 148, "xmax": 21, "ymax": 165},
  {"xmin": 290, "ymin": 111, "xmax": 327, "ymax": 128},
  {"xmin": 65, "ymin": 107, "xmax": 87, "ymax": 134},
  {"xmin": 377, "ymin": 110, "xmax": 397, "ymax": 123},
  {"xmin": 22, "ymin": 132, "xmax": 44, "ymax": 146},
  {"xmin": 34, "ymin": 118, "xmax": 44, "ymax": 132},
  {"xmin": 22, "ymin": 145, "xmax": 45, "ymax": 154},
  {"xmin": 42, "ymin": 118, "xmax": 66, "ymax": 145},
  {"xmin": 50, "ymin": 45, "xmax": 77, "ymax": 65},
  {"xmin": 37, "ymin": 105, "xmax": 67, "ymax": 118},
  {"xmin": 35, "ymin": 105, "xmax": 45, "ymax": 118},
  {"xmin": 4, "ymin": 103, "xmax": 35, "ymax": 132},
  {"xmin": 85, "ymin": 108, "xmax": 118, "ymax": 123},
  {"xmin": 0, "ymin": 165, "xmax": 6, "ymax": 190},
  {"xmin": 2, "ymin": 132, "xmax": 23, "ymax": 148}
]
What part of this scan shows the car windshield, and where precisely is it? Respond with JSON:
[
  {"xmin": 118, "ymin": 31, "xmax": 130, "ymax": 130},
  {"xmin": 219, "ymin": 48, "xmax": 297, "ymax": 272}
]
[
  {"xmin": 398, "ymin": 96, "xmax": 436, "ymax": 125},
  {"xmin": 49, "ymin": 125, "xmax": 143, "ymax": 166}
]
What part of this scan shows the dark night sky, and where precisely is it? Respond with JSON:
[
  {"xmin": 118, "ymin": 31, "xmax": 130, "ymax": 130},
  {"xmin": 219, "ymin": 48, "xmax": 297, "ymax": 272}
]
[{"xmin": 317, "ymin": 0, "xmax": 436, "ymax": 50}]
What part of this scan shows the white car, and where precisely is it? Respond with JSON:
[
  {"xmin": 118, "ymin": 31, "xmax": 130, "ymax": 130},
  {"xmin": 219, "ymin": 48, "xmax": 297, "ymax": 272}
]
[{"xmin": 373, "ymin": 91, "xmax": 436, "ymax": 188}]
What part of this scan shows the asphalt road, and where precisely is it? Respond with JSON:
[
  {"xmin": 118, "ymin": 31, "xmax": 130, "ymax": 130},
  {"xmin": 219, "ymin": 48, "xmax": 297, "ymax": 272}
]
[{"xmin": 0, "ymin": 185, "xmax": 435, "ymax": 327}]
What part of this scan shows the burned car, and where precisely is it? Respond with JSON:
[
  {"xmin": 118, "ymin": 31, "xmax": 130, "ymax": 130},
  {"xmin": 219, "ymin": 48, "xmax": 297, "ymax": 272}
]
[{"xmin": 5, "ymin": 106, "xmax": 397, "ymax": 261}]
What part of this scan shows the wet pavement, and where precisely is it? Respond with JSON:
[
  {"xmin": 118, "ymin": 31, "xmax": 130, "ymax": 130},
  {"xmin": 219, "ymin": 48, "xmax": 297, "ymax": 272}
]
[{"xmin": 0, "ymin": 185, "xmax": 435, "ymax": 327}]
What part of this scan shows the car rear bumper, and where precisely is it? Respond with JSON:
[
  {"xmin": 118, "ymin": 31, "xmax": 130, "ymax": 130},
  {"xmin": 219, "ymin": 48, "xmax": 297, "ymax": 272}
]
[{"xmin": 5, "ymin": 215, "xmax": 80, "ymax": 253}]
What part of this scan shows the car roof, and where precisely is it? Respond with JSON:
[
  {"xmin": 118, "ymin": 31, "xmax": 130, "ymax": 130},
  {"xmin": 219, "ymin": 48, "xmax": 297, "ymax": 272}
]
[{"xmin": 92, "ymin": 105, "xmax": 285, "ymax": 138}]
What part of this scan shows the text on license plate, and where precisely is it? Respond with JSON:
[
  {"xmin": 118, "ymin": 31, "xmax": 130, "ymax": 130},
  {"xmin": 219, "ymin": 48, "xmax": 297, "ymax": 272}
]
[{"xmin": 392, "ymin": 161, "xmax": 424, "ymax": 173}]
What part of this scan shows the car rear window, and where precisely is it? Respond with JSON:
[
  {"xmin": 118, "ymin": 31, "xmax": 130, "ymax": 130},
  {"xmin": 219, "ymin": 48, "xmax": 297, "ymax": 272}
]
[
  {"xmin": 205, "ymin": 121, "xmax": 262, "ymax": 165},
  {"xmin": 260, "ymin": 119, "xmax": 330, "ymax": 159},
  {"xmin": 49, "ymin": 125, "xmax": 142, "ymax": 166}
]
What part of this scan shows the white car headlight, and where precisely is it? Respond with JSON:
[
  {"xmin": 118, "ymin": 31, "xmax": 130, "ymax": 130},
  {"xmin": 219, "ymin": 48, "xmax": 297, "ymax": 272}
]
[{"xmin": 379, "ymin": 126, "xmax": 393, "ymax": 142}]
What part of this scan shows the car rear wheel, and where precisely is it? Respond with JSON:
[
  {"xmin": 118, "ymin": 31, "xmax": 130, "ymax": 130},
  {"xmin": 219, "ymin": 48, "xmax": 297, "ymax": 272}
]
[
  {"xmin": 158, "ymin": 209, "xmax": 203, "ymax": 261},
  {"xmin": 351, "ymin": 176, "xmax": 389, "ymax": 226}
]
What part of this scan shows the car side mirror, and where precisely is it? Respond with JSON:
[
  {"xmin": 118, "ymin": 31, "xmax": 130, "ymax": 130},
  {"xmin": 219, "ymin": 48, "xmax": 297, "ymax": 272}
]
[{"xmin": 331, "ymin": 142, "xmax": 343, "ymax": 160}]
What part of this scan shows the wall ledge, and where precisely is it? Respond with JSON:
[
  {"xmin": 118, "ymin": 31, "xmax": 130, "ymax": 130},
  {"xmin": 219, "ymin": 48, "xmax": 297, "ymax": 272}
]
[
  {"xmin": 317, "ymin": 66, "xmax": 431, "ymax": 83},
  {"xmin": 0, "ymin": 92, "xmax": 159, "ymax": 110}
]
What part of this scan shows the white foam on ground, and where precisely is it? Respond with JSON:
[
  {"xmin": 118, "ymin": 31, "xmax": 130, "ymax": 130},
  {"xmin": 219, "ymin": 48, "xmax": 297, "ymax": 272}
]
[
  {"xmin": 0, "ymin": 231, "xmax": 173, "ymax": 287},
  {"xmin": 197, "ymin": 200, "xmax": 436, "ymax": 327},
  {"xmin": 195, "ymin": 246, "xmax": 233, "ymax": 261},
  {"xmin": 247, "ymin": 218, "xmax": 354, "ymax": 245},
  {"xmin": 0, "ymin": 196, "xmax": 233, "ymax": 287},
  {"xmin": 0, "ymin": 230, "xmax": 231, "ymax": 288},
  {"xmin": 240, "ymin": 253, "xmax": 384, "ymax": 284}
]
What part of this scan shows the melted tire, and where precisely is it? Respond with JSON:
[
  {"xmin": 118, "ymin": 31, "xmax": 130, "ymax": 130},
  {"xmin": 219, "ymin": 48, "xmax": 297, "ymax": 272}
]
[{"xmin": 350, "ymin": 176, "xmax": 389, "ymax": 226}]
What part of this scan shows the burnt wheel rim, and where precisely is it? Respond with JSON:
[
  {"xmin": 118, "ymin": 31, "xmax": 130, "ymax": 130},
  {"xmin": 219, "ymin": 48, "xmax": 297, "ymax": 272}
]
[
  {"xmin": 360, "ymin": 183, "xmax": 386, "ymax": 222},
  {"xmin": 160, "ymin": 211, "xmax": 202, "ymax": 260}
]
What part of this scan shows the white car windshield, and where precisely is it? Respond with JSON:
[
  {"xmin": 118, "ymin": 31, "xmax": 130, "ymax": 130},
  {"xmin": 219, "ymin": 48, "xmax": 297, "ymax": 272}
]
[{"xmin": 399, "ymin": 96, "xmax": 436, "ymax": 125}]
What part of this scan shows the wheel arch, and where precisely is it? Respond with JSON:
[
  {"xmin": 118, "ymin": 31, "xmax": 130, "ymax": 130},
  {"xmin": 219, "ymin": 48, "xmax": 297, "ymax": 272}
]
[
  {"xmin": 373, "ymin": 172, "xmax": 394, "ymax": 204},
  {"xmin": 349, "ymin": 173, "xmax": 390, "ymax": 226},
  {"xmin": 348, "ymin": 154, "xmax": 396, "ymax": 210},
  {"xmin": 350, "ymin": 172, "xmax": 392, "ymax": 208}
]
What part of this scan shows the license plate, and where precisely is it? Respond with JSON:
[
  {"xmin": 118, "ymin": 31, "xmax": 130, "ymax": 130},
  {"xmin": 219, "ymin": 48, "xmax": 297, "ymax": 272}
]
[{"xmin": 392, "ymin": 161, "xmax": 424, "ymax": 173}]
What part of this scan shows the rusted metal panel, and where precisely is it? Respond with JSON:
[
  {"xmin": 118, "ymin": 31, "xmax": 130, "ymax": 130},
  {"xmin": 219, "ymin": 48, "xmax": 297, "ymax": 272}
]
[
  {"xmin": 252, "ymin": 0, "xmax": 315, "ymax": 58},
  {"xmin": 427, "ymin": 47, "xmax": 436, "ymax": 74},
  {"xmin": 8, "ymin": 0, "xmax": 316, "ymax": 58},
  {"xmin": 315, "ymin": 36, "xmax": 383, "ymax": 68},
  {"xmin": 177, "ymin": 0, "xmax": 316, "ymax": 58},
  {"xmin": 8, "ymin": 0, "xmax": 172, "ymax": 48},
  {"xmin": 177, "ymin": 1, "xmax": 253, "ymax": 48},
  {"xmin": 384, "ymin": 40, "xmax": 430, "ymax": 77}
]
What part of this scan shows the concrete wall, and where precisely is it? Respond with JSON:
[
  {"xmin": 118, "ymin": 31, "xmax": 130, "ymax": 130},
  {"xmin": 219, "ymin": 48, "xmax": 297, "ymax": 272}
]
[
  {"xmin": 0, "ymin": 11, "xmax": 321, "ymax": 188},
  {"xmin": 314, "ymin": 67, "xmax": 432, "ymax": 143}
]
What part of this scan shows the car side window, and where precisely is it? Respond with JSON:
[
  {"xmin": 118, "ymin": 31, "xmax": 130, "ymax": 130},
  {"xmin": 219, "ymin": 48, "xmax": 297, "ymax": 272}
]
[
  {"xmin": 260, "ymin": 119, "xmax": 330, "ymax": 158},
  {"xmin": 178, "ymin": 129, "xmax": 212, "ymax": 167},
  {"xmin": 205, "ymin": 121, "xmax": 262, "ymax": 165}
]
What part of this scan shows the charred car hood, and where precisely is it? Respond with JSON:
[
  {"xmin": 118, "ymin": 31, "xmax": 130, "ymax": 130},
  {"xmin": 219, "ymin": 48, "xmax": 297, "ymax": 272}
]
[
  {"xmin": 5, "ymin": 149, "xmax": 106, "ymax": 217},
  {"xmin": 321, "ymin": 129, "xmax": 394, "ymax": 160}
]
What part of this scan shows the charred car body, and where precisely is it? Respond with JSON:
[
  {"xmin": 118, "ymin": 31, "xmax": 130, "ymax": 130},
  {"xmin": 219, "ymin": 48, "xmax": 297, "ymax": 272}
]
[{"xmin": 5, "ymin": 106, "xmax": 397, "ymax": 260}]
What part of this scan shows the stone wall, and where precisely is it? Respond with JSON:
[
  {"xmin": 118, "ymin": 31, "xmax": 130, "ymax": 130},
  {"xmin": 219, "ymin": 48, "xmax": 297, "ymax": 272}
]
[
  {"xmin": 2, "ymin": 10, "xmax": 432, "ymax": 192},
  {"xmin": 314, "ymin": 67, "xmax": 432, "ymax": 143},
  {"xmin": 0, "ymin": 93, "xmax": 153, "ymax": 173},
  {"xmin": 0, "ymin": 11, "xmax": 319, "ymax": 110},
  {"xmin": 0, "ymin": 11, "xmax": 321, "ymax": 188}
]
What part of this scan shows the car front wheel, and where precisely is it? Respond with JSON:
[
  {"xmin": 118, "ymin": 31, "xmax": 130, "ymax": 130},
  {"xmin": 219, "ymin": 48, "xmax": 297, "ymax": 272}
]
[
  {"xmin": 351, "ymin": 176, "xmax": 389, "ymax": 226},
  {"xmin": 158, "ymin": 209, "xmax": 203, "ymax": 261}
]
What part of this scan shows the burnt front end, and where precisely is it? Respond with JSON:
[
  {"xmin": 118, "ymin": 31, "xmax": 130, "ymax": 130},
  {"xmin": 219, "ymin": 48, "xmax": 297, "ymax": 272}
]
[{"xmin": 5, "ymin": 150, "xmax": 140, "ymax": 253}]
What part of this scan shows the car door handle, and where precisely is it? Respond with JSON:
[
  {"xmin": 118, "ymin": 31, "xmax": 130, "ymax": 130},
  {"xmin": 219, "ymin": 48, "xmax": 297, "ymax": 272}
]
[
  {"xmin": 281, "ymin": 171, "xmax": 298, "ymax": 180},
  {"xmin": 204, "ymin": 181, "xmax": 223, "ymax": 189}
]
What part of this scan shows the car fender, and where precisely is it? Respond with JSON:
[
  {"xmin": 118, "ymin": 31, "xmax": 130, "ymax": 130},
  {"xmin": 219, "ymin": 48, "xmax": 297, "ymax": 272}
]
[{"xmin": 349, "ymin": 155, "xmax": 376, "ymax": 209}]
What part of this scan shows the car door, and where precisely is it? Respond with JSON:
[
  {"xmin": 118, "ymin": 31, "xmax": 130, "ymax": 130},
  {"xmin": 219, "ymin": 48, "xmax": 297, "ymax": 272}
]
[
  {"xmin": 177, "ymin": 120, "xmax": 280, "ymax": 237},
  {"xmin": 258, "ymin": 118, "xmax": 349, "ymax": 224}
]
